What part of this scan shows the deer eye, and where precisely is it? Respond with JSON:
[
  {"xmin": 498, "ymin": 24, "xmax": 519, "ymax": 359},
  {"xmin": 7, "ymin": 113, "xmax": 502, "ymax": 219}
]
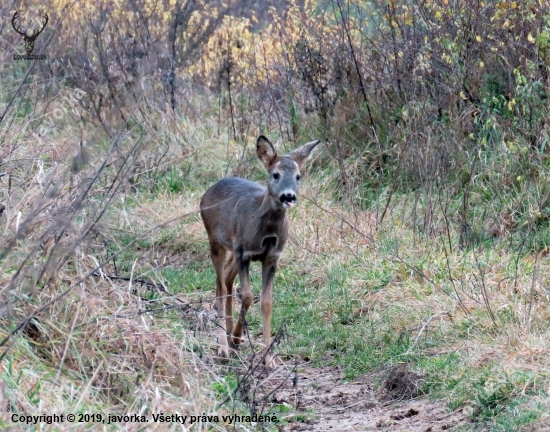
[
  {"xmin": 273, "ymin": 173, "xmax": 280, "ymax": 180},
  {"xmin": 296, "ymin": 175, "xmax": 301, "ymax": 181}
]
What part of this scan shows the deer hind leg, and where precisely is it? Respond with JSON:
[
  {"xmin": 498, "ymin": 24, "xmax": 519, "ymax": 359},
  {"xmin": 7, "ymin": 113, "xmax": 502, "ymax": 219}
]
[
  {"xmin": 224, "ymin": 254, "xmax": 238, "ymax": 339},
  {"xmin": 210, "ymin": 242, "xmax": 229, "ymax": 359},
  {"xmin": 231, "ymin": 257, "xmax": 252, "ymax": 347},
  {"xmin": 261, "ymin": 260, "xmax": 277, "ymax": 368}
]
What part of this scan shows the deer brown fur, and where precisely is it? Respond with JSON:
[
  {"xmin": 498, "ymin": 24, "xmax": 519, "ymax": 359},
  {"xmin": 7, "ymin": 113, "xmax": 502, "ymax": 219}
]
[{"xmin": 200, "ymin": 135, "xmax": 320, "ymax": 367}]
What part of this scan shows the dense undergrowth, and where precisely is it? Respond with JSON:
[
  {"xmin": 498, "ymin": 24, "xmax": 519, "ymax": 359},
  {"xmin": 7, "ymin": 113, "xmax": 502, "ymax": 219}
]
[{"xmin": 2, "ymin": 0, "xmax": 550, "ymax": 430}]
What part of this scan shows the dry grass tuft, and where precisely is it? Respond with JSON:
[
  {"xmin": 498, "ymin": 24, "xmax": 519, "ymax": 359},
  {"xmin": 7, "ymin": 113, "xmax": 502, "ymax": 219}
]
[{"xmin": 0, "ymin": 82, "xmax": 229, "ymax": 429}]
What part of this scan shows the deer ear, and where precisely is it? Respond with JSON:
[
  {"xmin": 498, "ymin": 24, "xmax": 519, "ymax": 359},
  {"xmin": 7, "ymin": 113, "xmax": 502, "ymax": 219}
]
[
  {"xmin": 256, "ymin": 135, "xmax": 277, "ymax": 168},
  {"xmin": 289, "ymin": 139, "xmax": 321, "ymax": 168}
]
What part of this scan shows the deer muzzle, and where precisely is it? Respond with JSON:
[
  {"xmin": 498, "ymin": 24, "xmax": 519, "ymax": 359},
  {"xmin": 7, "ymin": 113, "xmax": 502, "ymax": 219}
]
[{"xmin": 280, "ymin": 193, "xmax": 296, "ymax": 208}]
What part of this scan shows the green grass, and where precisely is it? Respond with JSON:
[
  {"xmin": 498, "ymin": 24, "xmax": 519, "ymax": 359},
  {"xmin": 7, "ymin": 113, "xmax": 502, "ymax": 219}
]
[
  {"xmin": 236, "ymin": 258, "xmax": 411, "ymax": 377},
  {"xmin": 161, "ymin": 264, "xmax": 215, "ymax": 294}
]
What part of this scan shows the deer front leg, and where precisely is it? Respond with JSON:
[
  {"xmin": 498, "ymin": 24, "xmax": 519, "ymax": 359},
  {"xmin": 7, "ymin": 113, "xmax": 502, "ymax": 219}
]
[
  {"xmin": 224, "ymin": 256, "xmax": 238, "ymax": 342},
  {"xmin": 214, "ymin": 277, "xmax": 229, "ymax": 359},
  {"xmin": 261, "ymin": 259, "xmax": 277, "ymax": 368},
  {"xmin": 231, "ymin": 258, "xmax": 252, "ymax": 347},
  {"xmin": 210, "ymin": 243, "xmax": 229, "ymax": 359}
]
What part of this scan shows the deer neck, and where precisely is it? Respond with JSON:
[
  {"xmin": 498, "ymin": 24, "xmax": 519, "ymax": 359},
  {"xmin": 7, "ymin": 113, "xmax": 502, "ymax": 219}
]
[{"xmin": 257, "ymin": 190, "xmax": 286, "ymax": 222}]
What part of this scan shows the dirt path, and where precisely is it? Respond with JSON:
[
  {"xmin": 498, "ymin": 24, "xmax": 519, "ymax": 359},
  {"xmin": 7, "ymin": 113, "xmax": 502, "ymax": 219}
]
[
  {"xmin": 257, "ymin": 363, "xmax": 468, "ymax": 431},
  {"xmin": 182, "ymin": 290, "xmax": 469, "ymax": 430},
  {"xmin": 186, "ymin": 299, "xmax": 469, "ymax": 431}
]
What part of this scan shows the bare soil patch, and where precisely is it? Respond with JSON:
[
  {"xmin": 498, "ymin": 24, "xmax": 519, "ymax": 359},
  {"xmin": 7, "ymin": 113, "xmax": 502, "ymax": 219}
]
[{"xmin": 259, "ymin": 362, "xmax": 468, "ymax": 431}]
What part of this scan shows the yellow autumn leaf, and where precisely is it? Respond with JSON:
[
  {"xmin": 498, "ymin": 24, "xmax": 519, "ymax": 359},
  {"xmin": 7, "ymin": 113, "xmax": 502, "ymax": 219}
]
[
  {"xmin": 528, "ymin": 33, "xmax": 536, "ymax": 43},
  {"xmin": 476, "ymin": 35, "xmax": 482, "ymax": 42}
]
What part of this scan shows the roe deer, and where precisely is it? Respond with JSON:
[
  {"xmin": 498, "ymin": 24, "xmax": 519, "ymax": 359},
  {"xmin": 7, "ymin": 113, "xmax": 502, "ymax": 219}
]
[{"xmin": 200, "ymin": 135, "xmax": 320, "ymax": 367}]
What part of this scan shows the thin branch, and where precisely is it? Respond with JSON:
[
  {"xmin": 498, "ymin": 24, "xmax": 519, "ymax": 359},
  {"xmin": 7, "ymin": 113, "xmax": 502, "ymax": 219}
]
[{"xmin": 405, "ymin": 311, "xmax": 450, "ymax": 354}]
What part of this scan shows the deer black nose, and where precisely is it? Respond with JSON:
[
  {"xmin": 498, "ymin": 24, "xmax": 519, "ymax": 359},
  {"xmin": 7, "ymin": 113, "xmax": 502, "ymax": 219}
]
[{"xmin": 280, "ymin": 193, "xmax": 296, "ymax": 204}]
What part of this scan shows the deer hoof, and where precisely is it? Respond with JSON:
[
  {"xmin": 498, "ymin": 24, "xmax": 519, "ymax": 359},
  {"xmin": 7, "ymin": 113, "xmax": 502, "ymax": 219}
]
[
  {"xmin": 217, "ymin": 346, "xmax": 229, "ymax": 361},
  {"xmin": 264, "ymin": 354, "xmax": 276, "ymax": 369},
  {"xmin": 229, "ymin": 334, "xmax": 245, "ymax": 348}
]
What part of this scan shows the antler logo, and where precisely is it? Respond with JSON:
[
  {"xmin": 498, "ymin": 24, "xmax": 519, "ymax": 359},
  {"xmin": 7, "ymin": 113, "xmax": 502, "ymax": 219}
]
[{"xmin": 11, "ymin": 12, "xmax": 49, "ymax": 54}]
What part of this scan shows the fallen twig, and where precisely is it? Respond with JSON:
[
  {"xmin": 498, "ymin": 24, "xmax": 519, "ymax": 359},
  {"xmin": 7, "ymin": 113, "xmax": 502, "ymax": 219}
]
[{"xmin": 405, "ymin": 311, "xmax": 450, "ymax": 354}]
